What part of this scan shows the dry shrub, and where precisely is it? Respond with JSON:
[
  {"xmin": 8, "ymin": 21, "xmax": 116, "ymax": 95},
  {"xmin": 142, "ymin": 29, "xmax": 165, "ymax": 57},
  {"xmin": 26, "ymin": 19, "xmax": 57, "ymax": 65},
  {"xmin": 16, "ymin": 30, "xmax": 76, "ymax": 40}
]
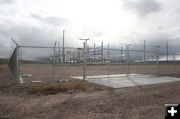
[
  {"xmin": 30, "ymin": 81, "xmax": 103, "ymax": 95},
  {"xmin": 0, "ymin": 64, "xmax": 4, "ymax": 71}
]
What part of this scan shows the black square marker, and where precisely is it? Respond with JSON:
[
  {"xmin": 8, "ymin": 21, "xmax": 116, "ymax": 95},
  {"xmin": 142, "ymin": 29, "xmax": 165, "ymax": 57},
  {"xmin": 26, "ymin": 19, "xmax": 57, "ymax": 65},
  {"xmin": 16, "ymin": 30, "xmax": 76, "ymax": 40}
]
[{"xmin": 165, "ymin": 104, "xmax": 180, "ymax": 119}]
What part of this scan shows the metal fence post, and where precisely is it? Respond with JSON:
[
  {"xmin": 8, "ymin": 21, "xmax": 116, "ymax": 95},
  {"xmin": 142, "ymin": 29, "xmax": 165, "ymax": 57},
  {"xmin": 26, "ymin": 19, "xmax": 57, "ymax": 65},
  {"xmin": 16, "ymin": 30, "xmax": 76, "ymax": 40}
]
[
  {"xmin": 63, "ymin": 30, "xmax": 65, "ymax": 64},
  {"xmin": 107, "ymin": 43, "xmax": 110, "ymax": 78},
  {"xmin": 83, "ymin": 42, "xmax": 86, "ymax": 81},
  {"xmin": 9, "ymin": 38, "xmax": 20, "ymax": 80},
  {"xmin": 53, "ymin": 42, "xmax": 56, "ymax": 80},
  {"xmin": 101, "ymin": 41, "xmax": 103, "ymax": 63},
  {"xmin": 16, "ymin": 46, "xmax": 20, "ymax": 80},
  {"xmin": 126, "ymin": 45, "xmax": 128, "ymax": 77},
  {"xmin": 126, "ymin": 44, "xmax": 131, "ymax": 77},
  {"xmin": 143, "ymin": 40, "xmax": 146, "ymax": 75},
  {"xmin": 107, "ymin": 43, "xmax": 111, "ymax": 88},
  {"xmin": 156, "ymin": 46, "xmax": 160, "ymax": 76},
  {"xmin": 80, "ymin": 38, "xmax": 89, "ymax": 81},
  {"xmin": 173, "ymin": 54, "xmax": 175, "ymax": 75}
]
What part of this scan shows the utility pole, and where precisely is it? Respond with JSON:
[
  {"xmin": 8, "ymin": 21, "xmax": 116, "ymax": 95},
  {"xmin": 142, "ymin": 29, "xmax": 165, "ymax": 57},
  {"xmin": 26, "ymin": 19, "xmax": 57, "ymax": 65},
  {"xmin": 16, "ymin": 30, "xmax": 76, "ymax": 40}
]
[
  {"xmin": 166, "ymin": 40, "xmax": 168, "ymax": 64},
  {"xmin": 63, "ymin": 30, "xmax": 65, "ymax": 63}
]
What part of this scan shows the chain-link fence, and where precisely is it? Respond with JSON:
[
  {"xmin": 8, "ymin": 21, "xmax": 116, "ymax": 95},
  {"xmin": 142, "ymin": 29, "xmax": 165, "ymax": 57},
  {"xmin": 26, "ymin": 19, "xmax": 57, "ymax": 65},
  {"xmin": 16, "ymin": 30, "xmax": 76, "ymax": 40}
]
[
  {"xmin": 8, "ymin": 47, "xmax": 19, "ymax": 79},
  {"xmin": 8, "ymin": 39, "xmax": 20, "ymax": 79},
  {"xmin": 85, "ymin": 44, "xmax": 158, "ymax": 80},
  {"xmin": 84, "ymin": 43, "xmax": 180, "ymax": 80},
  {"xmin": 8, "ymin": 40, "xmax": 180, "ymax": 82},
  {"xmin": 18, "ymin": 46, "xmax": 83, "ymax": 82}
]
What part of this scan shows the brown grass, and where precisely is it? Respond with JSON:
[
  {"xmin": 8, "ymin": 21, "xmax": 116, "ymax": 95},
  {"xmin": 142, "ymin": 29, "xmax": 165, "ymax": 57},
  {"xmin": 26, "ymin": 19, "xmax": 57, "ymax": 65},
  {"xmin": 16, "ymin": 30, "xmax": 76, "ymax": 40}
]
[
  {"xmin": 0, "ymin": 58, "xmax": 7, "ymax": 64},
  {"xmin": 30, "ymin": 81, "xmax": 104, "ymax": 95}
]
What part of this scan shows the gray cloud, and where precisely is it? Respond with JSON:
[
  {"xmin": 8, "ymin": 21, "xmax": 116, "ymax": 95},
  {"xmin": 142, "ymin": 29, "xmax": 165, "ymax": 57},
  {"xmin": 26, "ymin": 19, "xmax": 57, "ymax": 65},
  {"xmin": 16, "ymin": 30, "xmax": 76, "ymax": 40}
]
[
  {"xmin": 126, "ymin": 31, "xmax": 180, "ymax": 55},
  {"xmin": 31, "ymin": 13, "xmax": 71, "ymax": 26},
  {"xmin": 0, "ymin": 25, "xmax": 56, "ymax": 59},
  {"xmin": 9, "ymin": 25, "xmax": 58, "ymax": 45},
  {"xmin": 0, "ymin": 22, "xmax": 77, "ymax": 58},
  {"xmin": 1, "ymin": 0, "xmax": 180, "ymax": 59},
  {"xmin": 0, "ymin": 0, "xmax": 16, "ymax": 15},
  {"xmin": 94, "ymin": 31, "xmax": 103, "ymax": 37},
  {"xmin": 0, "ymin": 0, "xmax": 14, "ymax": 4},
  {"xmin": 123, "ymin": 0, "xmax": 162, "ymax": 16}
]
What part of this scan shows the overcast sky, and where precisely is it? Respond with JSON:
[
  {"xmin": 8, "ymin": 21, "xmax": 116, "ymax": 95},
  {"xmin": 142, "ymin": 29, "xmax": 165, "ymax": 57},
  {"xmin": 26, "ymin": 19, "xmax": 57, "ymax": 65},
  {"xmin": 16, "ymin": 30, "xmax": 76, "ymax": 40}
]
[{"xmin": 1, "ymin": 0, "xmax": 180, "ymax": 58}]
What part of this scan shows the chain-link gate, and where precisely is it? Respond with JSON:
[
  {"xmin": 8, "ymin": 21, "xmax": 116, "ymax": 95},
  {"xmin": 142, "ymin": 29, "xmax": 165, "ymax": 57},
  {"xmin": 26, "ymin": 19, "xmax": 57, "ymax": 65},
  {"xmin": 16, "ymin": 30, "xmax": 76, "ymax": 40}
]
[{"xmin": 83, "ymin": 43, "xmax": 160, "ymax": 81}]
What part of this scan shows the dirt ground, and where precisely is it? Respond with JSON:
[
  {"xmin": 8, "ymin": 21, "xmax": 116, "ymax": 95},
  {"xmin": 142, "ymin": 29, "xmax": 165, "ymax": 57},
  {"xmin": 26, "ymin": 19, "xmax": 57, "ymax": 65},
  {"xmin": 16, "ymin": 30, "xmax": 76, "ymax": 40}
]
[
  {"xmin": 20, "ymin": 64, "xmax": 180, "ymax": 81},
  {"xmin": 1, "ymin": 64, "xmax": 180, "ymax": 119}
]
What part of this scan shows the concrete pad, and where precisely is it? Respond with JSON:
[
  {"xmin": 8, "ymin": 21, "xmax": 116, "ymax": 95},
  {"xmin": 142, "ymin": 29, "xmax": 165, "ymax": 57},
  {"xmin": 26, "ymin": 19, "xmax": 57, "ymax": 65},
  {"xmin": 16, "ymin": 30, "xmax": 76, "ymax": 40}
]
[
  {"xmin": 72, "ymin": 74, "xmax": 180, "ymax": 88},
  {"xmin": 31, "ymin": 80, "xmax": 42, "ymax": 83}
]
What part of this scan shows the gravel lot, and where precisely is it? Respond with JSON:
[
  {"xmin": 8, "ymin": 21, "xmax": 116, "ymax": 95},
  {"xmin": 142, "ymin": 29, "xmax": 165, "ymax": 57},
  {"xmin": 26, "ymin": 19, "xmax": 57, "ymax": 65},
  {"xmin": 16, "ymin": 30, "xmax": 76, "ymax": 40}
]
[{"xmin": 0, "ymin": 64, "xmax": 180, "ymax": 119}]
